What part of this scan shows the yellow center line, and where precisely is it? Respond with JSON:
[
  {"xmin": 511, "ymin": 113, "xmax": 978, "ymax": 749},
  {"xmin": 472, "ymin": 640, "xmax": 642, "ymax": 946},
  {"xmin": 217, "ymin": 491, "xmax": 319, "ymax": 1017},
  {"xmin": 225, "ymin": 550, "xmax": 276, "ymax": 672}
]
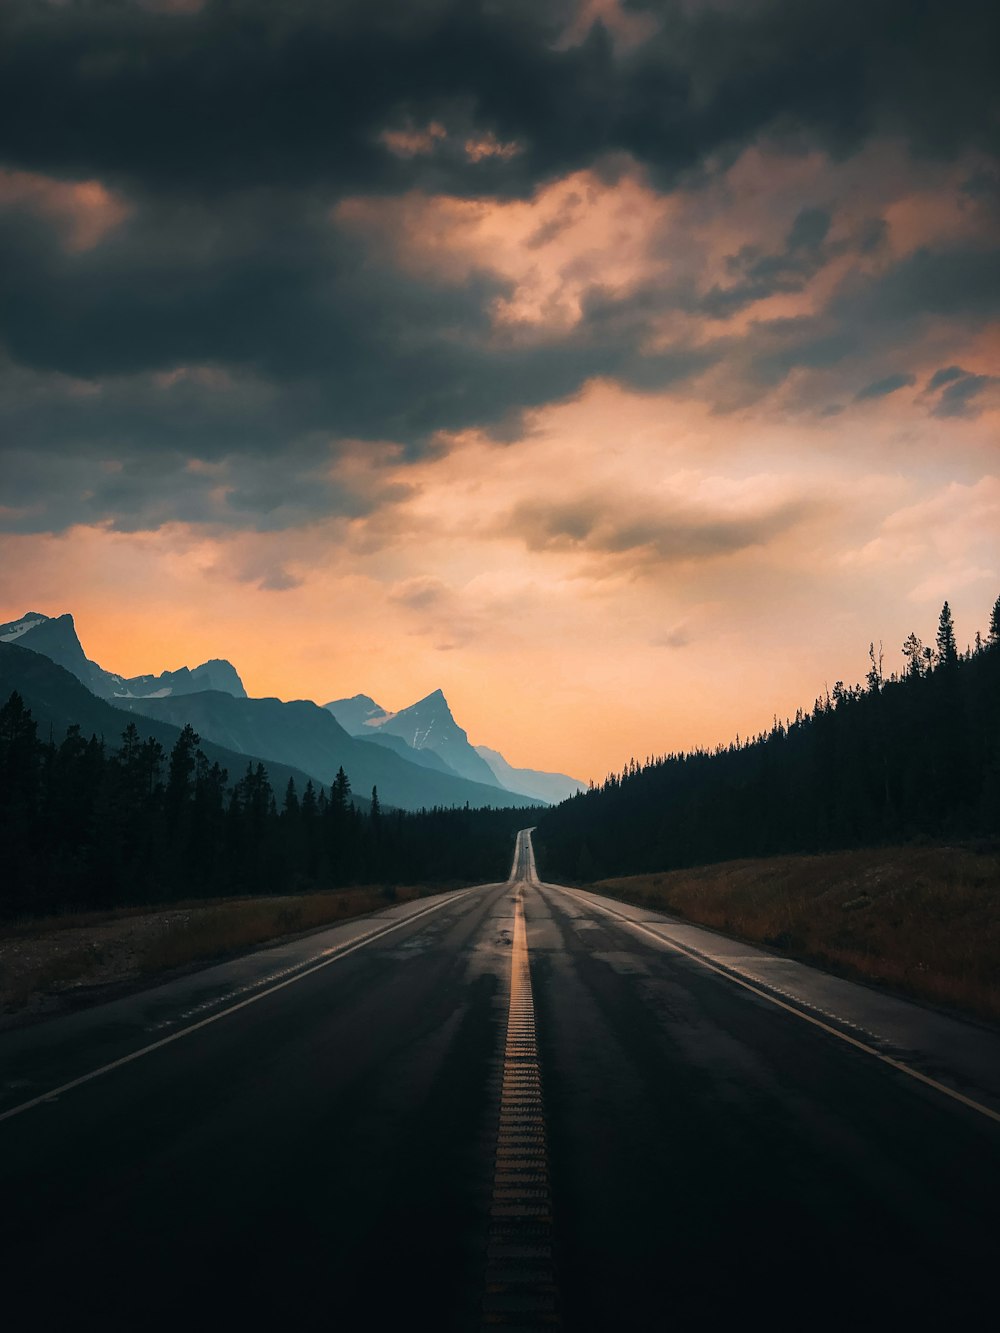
[{"xmin": 483, "ymin": 835, "xmax": 560, "ymax": 1328}]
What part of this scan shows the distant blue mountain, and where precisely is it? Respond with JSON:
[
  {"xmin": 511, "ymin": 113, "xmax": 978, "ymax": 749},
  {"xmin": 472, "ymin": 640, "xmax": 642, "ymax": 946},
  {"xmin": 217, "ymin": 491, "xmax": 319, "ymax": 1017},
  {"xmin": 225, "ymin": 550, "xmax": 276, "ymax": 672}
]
[
  {"xmin": 1, "ymin": 611, "xmax": 542, "ymax": 812},
  {"xmin": 326, "ymin": 689, "xmax": 584, "ymax": 804}
]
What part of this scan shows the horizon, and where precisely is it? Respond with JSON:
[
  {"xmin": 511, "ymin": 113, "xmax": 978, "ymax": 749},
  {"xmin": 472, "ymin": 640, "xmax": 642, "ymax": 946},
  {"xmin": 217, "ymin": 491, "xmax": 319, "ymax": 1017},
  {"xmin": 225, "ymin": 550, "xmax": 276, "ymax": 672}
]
[
  {"xmin": 1, "ymin": 1, "xmax": 997, "ymax": 784},
  {"xmin": 2, "ymin": 594, "xmax": 995, "ymax": 788}
]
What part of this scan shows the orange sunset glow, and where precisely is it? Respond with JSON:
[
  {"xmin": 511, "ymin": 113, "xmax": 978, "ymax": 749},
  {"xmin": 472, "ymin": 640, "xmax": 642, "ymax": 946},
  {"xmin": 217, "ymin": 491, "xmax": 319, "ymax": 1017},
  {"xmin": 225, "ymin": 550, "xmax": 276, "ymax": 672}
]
[{"xmin": 1, "ymin": 0, "xmax": 997, "ymax": 784}]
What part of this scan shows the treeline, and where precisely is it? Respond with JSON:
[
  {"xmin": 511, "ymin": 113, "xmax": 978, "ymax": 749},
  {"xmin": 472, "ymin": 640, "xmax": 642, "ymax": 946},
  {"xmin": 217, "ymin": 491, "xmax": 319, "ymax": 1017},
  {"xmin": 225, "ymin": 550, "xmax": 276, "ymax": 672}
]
[
  {"xmin": 0, "ymin": 708, "xmax": 529, "ymax": 918},
  {"xmin": 537, "ymin": 598, "xmax": 1000, "ymax": 882}
]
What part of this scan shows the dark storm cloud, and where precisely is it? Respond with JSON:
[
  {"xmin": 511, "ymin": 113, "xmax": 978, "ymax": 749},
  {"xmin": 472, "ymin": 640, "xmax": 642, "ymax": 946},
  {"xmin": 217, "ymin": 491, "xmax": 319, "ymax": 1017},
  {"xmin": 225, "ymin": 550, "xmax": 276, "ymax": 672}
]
[
  {"xmin": 855, "ymin": 372, "xmax": 916, "ymax": 401},
  {"xmin": 0, "ymin": 171, "xmax": 722, "ymax": 510},
  {"xmin": 0, "ymin": 184, "xmax": 726, "ymax": 531},
  {"xmin": 732, "ymin": 242, "xmax": 1000, "ymax": 406},
  {"xmin": 931, "ymin": 373, "xmax": 996, "ymax": 419},
  {"xmin": 927, "ymin": 365, "xmax": 967, "ymax": 392},
  {"xmin": 743, "ymin": 317, "xmax": 858, "ymax": 388},
  {"xmin": 848, "ymin": 245, "xmax": 1000, "ymax": 322},
  {"xmin": 507, "ymin": 492, "xmax": 816, "ymax": 570},
  {"xmin": 1, "ymin": 0, "xmax": 997, "ymax": 199},
  {"xmin": 1, "ymin": 0, "xmax": 998, "ymax": 536},
  {"xmin": 0, "ymin": 428, "xmax": 414, "ymax": 536},
  {"xmin": 0, "ymin": 186, "xmax": 618, "ymax": 435},
  {"xmin": 700, "ymin": 208, "xmax": 899, "ymax": 322},
  {"xmin": 701, "ymin": 207, "xmax": 833, "ymax": 318},
  {"xmin": 960, "ymin": 168, "xmax": 1000, "ymax": 206},
  {"xmin": 0, "ymin": 195, "xmax": 500, "ymax": 386}
]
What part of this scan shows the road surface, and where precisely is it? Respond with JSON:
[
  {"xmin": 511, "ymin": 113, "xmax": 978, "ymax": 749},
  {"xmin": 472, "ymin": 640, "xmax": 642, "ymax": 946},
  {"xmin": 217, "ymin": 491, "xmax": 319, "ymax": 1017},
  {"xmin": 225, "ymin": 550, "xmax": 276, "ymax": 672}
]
[{"xmin": 2, "ymin": 829, "xmax": 998, "ymax": 1329}]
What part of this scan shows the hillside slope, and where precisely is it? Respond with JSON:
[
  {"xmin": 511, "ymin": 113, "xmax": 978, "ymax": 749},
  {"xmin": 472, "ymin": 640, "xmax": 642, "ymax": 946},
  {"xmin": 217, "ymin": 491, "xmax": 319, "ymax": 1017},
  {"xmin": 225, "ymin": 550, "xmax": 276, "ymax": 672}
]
[
  {"xmin": 0, "ymin": 643, "xmax": 327, "ymax": 806},
  {"xmin": 118, "ymin": 690, "xmax": 540, "ymax": 811}
]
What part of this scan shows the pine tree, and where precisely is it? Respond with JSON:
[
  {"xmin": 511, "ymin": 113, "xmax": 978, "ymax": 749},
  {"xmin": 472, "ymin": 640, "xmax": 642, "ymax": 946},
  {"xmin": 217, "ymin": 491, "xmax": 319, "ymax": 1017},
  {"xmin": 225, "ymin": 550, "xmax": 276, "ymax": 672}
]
[
  {"xmin": 936, "ymin": 601, "xmax": 958, "ymax": 667},
  {"xmin": 331, "ymin": 766, "xmax": 352, "ymax": 814},
  {"xmin": 0, "ymin": 691, "xmax": 38, "ymax": 771},
  {"xmin": 118, "ymin": 721, "xmax": 142, "ymax": 765},
  {"xmin": 235, "ymin": 762, "xmax": 272, "ymax": 828},
  {"xmin": 989, "ymin": 593, "xmax": 1000, "ymax": 644},
  {"xmin": 166, "ymin": 724, "xmax": 200, "ymax": 811},
  {"xmin": 140, "ymin": 736, "xmax": 165, "ymax": 799},
  {"xmin": 0, "ymin": 691, "xmax": 39, "ymax": 817},
  {"xmin": 117, "ymin": 722, "xmax": 147, "ymax": 811}
]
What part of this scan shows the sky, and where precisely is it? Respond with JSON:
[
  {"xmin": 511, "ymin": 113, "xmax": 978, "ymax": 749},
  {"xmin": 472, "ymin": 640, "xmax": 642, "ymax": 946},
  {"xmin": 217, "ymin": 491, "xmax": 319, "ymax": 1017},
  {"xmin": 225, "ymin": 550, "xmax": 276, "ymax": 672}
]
[{"xmin": 0, "ymin": 0, "xmax": 998, "ymax": 783}]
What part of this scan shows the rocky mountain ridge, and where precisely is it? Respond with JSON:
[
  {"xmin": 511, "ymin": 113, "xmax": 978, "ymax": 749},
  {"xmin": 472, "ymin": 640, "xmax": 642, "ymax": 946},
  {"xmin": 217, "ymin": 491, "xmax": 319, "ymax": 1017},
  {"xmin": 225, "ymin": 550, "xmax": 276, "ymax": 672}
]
[
  {"xmin": 0, "ymin": 612, "xmax": 247, "ymax": 701},
  {"xmin": 1, "ymin": 610, "xmax": 550, "ymax": 811}
]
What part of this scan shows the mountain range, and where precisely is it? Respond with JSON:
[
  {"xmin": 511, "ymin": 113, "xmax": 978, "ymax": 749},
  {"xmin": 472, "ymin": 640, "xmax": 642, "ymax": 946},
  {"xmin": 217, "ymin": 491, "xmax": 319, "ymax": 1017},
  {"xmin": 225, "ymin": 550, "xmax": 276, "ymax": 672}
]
[
  {"xmin": 326, "ymin": 693, "xmax": 584, "ymax": 805},
  {"xmin": 1, "ymin": 610, "xmax": 583, "ymax": 811},
  {"xmin": 0, "ymin": 641, "xmax": 331, "ymax": 807},
  {"xmin": 474, "ymin": 746, "xmax": 586, "ymax": 806},
  {"xmin": 325, "ymin": 691, "xmax": 501, "ymax": 788},
  {"xmin": 0, "ymin": 612, "xmax": 246, "ymax": 700}
]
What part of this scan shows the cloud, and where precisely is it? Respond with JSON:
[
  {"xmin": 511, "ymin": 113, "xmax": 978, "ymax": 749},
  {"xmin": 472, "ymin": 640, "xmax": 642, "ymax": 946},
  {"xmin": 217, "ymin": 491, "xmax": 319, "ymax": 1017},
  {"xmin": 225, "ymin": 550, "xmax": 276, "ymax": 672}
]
[
  {"xmin": 0, "ymin": 168, "xmax": 130, "ymax": 251},
  {"xmin": 1, "ymin": 0, "xmax": 996, "ymax": 202},
  {"xmin": 388, "ymin": 576, "xmax": 449, "ymax": 610},
  {"xmin": 701, "ymin": 207, "xmax": 836, "ymax": 319},
  {"xmin": 0, "ymin": 385, "xmax": 414, "ymax": 535},
  {"xmin": 380, "ymin": 121, "xmax": 448, "ymax": 160},
  {"xmin": 651, "ymin": 623, "xmax": 691, "ymax": 649},
  {"xmin": 932, "ymin": 373, "xmax": 997, "ymax": 418},
  {"xmin": 229, "ymin": 559, "xmax": 303, "ymax": 593},
  {"xmin": 840, "ymin": 477, "xmax": 1000, "ymax": 602},
  {"xmin": 844, "ymin": 244, "xmax": 1000, "ymax": 322},
  {"xmin": 385, "ymin": 574, "xmax": 494, "ymax": 651},
  {"xmin": 506, "ymin": 489, "xmax": 817, "ymax": 574},
  {"xmin": 927, "ymin": 364, "xmax": 967, "ymax": 391},
  {"xmin": 0, "ymin": 2, "xmax": 997, "ymax": 543},
  {"xmin": 918, "ymin": 363, "xmax": 999, "ymax": 419},
  {"xmin": 855, "ymin": 371, "xmax": 916, "ymax": 401}
]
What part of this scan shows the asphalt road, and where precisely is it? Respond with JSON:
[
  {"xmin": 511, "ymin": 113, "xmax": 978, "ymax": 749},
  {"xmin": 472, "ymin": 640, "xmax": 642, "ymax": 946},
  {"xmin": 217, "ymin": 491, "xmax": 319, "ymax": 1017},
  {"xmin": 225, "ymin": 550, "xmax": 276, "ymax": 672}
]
[{"xmin": 2, "ymin": 830, "xmax": 999, "ymax": 1330}]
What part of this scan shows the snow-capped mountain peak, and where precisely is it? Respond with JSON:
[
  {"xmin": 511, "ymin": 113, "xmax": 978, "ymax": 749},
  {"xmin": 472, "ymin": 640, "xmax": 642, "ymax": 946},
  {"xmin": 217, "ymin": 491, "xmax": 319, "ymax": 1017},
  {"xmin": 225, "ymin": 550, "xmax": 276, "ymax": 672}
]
[
  {"xmin": 0, "ymin": 611, "xmax": 49, "ymax": 643},
  {"xmin": 0, "ymin": 610, "xmax": 247, "ymax": 700}
]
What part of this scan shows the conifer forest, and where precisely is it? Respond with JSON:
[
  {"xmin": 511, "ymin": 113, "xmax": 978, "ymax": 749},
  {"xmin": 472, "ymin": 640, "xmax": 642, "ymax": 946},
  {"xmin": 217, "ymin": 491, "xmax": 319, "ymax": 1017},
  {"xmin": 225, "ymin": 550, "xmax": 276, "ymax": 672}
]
[
  {"xmin": 536, "ymin": 599, "xmax": 1000, "ymax": 881},
  {"xmin": 2, "ymin": 598, "xmax": 998, "ymax": 917}
]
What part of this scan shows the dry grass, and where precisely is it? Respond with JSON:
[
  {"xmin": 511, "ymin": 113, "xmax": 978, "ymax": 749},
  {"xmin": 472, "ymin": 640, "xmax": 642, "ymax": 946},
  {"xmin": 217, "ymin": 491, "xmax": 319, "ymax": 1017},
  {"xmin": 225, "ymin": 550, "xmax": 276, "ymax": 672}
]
[
  {"xmin": 136, "ymin": 886, "xmax": 423, "ymax": 973},
  {"xmin": 0, "ymin": 884, "xmax": 429, "ymax": 1022},
  {"xmin": 593, "ymin": 844, "xmax": 1000, "ymax": 1025}
]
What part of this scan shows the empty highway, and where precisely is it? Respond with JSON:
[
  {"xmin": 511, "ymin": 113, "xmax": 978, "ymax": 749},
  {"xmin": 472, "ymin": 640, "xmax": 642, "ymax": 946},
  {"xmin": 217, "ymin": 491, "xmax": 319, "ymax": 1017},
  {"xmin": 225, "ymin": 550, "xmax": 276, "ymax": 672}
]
[{"xmin": 2, "ymin": 829, "xmax": 998, "ymax": 1329}]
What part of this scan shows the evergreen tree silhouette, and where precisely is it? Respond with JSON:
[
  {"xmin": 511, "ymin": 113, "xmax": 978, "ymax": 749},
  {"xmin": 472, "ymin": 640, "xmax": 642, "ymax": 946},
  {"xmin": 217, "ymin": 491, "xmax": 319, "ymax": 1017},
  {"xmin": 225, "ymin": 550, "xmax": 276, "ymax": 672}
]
[
  {"xmin": 331, "ymin": 766, "xmax": 351, "ymax": 813},
  {"xmin": 936, "ymin": 601, "xmax": 958, "ymax": 667},
  {"xmin": 166, "ymin": 724, "xmax": 199, "ymax": 814}
]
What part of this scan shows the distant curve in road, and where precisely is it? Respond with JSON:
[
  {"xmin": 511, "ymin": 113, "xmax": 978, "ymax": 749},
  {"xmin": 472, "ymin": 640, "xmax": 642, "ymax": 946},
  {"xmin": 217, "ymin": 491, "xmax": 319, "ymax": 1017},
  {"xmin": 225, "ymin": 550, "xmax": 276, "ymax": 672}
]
[{"xmin": 2, "ymin": 829, "xmax": 998, "ymax": 1330}]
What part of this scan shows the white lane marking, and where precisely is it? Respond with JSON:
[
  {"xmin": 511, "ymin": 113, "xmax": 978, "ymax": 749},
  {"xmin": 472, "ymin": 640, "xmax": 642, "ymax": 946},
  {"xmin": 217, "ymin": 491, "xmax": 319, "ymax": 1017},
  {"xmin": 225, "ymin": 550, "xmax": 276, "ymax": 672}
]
[
  {"xmin": 542, "ymin": 881, "xmax": 1000, "ymax": 1128},
  {"xmin": 0, "ymin": 889, "xmax": 478, "ymax": 1125}
]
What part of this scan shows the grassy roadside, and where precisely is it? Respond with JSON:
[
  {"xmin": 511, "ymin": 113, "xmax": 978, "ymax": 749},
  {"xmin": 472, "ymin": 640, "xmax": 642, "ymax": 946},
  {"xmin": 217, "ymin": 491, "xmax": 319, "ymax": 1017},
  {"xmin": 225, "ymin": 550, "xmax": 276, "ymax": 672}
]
[
  {"xmin": 0, "ymin": 883, "xmax": 448, "ymax": 1023},
  {"xmin": 589, "ymin": 843, "xmax": 1000, "ymax": 1025}
]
